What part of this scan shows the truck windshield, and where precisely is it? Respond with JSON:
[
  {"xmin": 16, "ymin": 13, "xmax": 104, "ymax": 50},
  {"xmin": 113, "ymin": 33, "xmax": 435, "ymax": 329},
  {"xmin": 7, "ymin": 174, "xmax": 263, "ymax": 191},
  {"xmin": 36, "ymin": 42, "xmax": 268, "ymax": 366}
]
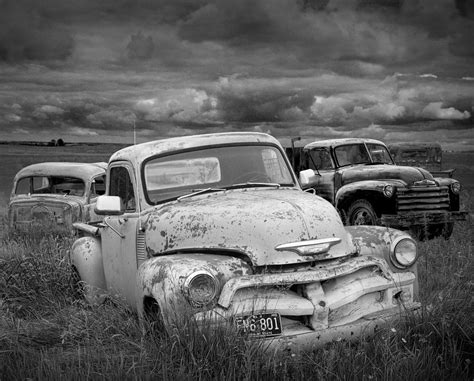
[
  {"xmin": 144, "ymin": 145, "xmax": 295, "ymax": 204},
  {"xmin": 334, "ymin": 144, "xmax": 371, "ymax": 166},
  {"xmin": 366, "ymin": 144, "xmax": 394, "ymax": 164},
  {"xmin": 334, "ymin": 143, "xmax": 393, "ymax": 166}
]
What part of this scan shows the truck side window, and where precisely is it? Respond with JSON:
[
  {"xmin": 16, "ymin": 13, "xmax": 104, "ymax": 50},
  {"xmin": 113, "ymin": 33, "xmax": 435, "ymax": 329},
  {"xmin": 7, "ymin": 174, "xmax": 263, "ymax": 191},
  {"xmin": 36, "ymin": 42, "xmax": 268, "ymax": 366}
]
[{"xmin": 109, "ymin": 167, "xmax": 136, "ymax": 212}]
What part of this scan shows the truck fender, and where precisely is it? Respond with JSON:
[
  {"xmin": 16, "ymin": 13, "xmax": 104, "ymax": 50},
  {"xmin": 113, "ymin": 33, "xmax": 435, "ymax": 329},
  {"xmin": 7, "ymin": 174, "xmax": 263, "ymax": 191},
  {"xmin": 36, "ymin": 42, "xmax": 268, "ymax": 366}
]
[
  {"xmin": 345, "ymin": 225, "xmax": 419, "ymax": 299},
  {"xmin": 70, "ymin": 236, "xmax": 107, "ymax": 303},
  {"xmin": 335, "ymin": 179, "xmax": 401, "ymax": 212},
  {"xmin": 136, "ymin": 254, "xmax": 252, "ymax": 329}
]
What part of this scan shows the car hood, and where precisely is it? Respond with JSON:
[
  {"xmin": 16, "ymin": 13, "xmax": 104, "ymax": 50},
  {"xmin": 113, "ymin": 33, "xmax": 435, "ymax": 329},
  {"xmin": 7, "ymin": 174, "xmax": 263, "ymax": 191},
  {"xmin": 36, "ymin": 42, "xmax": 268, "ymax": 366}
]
[
  {"xmin": 143, "ymin": 188, "xmax": 357, "ymax": 266},
  {"xmin": 9, "ymin": 196, "xmax": 83, "ymax": 227},
  {"xmin": 340, "ymin": 164, "xmax": 435, "ymax": 187}
]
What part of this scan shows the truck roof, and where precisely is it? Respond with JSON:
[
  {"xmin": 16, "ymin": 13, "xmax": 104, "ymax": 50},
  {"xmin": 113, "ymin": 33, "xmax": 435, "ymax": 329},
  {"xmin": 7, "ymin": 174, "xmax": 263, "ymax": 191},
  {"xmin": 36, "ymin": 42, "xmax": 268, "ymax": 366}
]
[
  {"xmin": 14, "ymin": 162, "xmax": 107, "ymax": 181},
  {"xmin": 304, "ymin": 138, "xmax": 386, "ymax": 150},
  {"xmin": 109, "ymin": 132, "xmax": 282, "ymax": 163}
]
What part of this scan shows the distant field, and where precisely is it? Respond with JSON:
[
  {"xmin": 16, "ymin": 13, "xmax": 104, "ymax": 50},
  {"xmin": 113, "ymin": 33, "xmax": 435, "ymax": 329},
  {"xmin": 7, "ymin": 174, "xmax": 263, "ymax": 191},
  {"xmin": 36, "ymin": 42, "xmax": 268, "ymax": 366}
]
[{"xmin": 1, "ymin": 143, "xmax": 473, "ymax": 214}]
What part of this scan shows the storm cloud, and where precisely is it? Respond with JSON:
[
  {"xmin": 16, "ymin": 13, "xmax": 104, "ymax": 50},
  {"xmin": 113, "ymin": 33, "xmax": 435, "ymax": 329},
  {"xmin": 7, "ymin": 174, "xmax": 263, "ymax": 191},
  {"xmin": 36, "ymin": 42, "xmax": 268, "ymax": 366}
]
[{"xmin": 0, "ymin": 0, "xmax": 473, "ymax": 149}]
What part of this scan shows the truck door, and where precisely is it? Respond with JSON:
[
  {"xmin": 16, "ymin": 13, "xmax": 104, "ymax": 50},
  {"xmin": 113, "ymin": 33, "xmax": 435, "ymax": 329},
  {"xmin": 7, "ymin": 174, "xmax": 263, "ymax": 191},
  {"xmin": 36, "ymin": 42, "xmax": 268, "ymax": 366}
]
[
  {"xmin": 100, "ymin": 163, "xmax": 140, "ymax": 307},
  {"xmin": 304, "ymin": 148, "xmax": 336, "ymax": 204}
]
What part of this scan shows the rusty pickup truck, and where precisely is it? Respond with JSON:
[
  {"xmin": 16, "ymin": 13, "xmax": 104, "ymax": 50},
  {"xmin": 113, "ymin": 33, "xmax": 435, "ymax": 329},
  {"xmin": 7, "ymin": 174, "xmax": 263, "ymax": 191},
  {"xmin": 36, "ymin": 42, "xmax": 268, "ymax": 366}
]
[
  {"xmin": 8, "ymin": 162, "xmax": 107, "ymax": 232},
  {"xmin": 291, "ymin": 138, "xmax": 467, "ymax": 239},
  {"xmin": 71, "ymin": 132, "xmax": 420, "ymax": 352},
  {"xmin": 389, "ymin": 142, "xmax": 456, "ymax": 178}
]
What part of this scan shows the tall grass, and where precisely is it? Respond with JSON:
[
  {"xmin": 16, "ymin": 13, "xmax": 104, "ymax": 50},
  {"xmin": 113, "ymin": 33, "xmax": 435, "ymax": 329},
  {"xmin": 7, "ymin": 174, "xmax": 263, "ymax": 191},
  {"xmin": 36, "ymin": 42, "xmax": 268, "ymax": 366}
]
[{"xmin": 1, "ymin": 209, "xmax": 472, "ymax": 379}]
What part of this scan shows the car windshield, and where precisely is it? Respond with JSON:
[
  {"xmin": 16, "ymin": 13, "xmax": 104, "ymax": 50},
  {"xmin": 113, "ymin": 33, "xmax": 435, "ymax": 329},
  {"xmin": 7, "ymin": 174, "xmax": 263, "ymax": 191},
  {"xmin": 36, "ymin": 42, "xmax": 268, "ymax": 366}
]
[
  {"xmin": 144, "ymin": 144, "xmax": 295, "ymax": 204},
  {"xmin": 15, "ymin": 176, "xmax": 85, "ymax": 196}
]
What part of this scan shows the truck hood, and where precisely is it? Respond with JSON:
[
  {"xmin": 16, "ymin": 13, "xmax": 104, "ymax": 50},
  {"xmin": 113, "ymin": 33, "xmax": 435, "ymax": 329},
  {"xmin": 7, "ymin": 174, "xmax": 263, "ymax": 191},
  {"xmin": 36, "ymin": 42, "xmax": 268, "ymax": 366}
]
[
  {"xmin": 143, "ymin": 188, "xmax": 357, "ymax": 266},
  {"xmin": 341, "ymin": 164, "xmax": 435, "ymax": 187}
]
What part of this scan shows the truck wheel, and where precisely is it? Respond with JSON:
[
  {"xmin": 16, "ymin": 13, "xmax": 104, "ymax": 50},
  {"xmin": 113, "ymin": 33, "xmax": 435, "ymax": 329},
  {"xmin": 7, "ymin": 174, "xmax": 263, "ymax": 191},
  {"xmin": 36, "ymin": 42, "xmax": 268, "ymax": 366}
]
[
  {"xmin": 346, "ymin": 200, "xmax": 378, "ymax": 226},
  {"xmin": 70, "ymin": 267, "xmax": 84, "ymax": 298},
  {"xmin": 143, "ymin": 297, "xmax": 167, "ymax": 335}
]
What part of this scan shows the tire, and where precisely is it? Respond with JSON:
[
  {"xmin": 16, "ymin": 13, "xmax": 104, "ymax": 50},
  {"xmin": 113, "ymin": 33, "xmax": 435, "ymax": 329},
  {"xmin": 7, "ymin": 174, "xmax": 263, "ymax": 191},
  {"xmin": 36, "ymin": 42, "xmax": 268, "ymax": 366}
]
[
  {"xmin": 346, "ymin": 200, "xmax": 378, "ymax": 226},
  {"xmin": 69, "ymin": 267, "xmax": 84, "ymax": 298},
  {"xmin": 143, "ymin": 298, "xmax": 167, "ymax": 336}
]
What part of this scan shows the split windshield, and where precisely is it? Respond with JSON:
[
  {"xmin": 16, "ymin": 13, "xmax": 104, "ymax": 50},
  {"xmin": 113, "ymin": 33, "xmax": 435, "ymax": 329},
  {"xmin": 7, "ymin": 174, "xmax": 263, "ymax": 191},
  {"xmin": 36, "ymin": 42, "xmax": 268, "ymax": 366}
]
[
  {"xmin": 144, "ymin": 145, "xmax": 295, "ymax": 204},
  {"xmin": 334, "ymin": 143, "xmax": 393, "ymax": 167}
]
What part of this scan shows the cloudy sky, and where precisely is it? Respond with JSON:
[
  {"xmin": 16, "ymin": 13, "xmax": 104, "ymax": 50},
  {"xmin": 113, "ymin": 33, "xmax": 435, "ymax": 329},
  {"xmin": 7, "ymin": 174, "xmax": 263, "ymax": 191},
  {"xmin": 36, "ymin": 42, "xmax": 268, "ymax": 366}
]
[{"xmin": 0, "ymin": 0, "xmax": 473, "ymax": 150}]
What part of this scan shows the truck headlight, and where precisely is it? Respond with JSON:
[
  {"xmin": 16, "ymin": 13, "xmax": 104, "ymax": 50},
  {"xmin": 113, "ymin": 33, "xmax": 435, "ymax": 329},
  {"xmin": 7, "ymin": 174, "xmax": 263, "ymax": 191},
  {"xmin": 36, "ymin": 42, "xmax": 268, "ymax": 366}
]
[
  {"xmin": 390, "ymin": 237, "xmax": 418, "ymax": 269},
  {"xmin": 383, "ymin": 185, "xmax": 395, "ymax": 198},
  {"xmin": 184, "ymin": 271, "xmax": 219, "ymax": 307},
  {"xmin": 450, "ymin": 182, "xmax": 461, "ymax": 194}
]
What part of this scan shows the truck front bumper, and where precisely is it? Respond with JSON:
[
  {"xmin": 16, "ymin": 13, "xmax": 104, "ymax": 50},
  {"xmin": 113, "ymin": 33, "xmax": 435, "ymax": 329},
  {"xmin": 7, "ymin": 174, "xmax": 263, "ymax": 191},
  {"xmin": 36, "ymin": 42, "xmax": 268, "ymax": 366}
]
[
  {"xmin": 381, "ymin": 211, "xmax": 468, "ymax": 228},
  {"xmin": 262, "ymin": 301, "xmax": 421, "ymax": 354}
]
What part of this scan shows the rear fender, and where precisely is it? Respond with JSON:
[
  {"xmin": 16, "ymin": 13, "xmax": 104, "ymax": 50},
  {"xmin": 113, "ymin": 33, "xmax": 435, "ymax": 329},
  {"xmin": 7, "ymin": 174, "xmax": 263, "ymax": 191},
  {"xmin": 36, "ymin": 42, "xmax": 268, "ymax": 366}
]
[{"xmin": 71, "ymin": 236, "xmax": 107, "ymax": 302}]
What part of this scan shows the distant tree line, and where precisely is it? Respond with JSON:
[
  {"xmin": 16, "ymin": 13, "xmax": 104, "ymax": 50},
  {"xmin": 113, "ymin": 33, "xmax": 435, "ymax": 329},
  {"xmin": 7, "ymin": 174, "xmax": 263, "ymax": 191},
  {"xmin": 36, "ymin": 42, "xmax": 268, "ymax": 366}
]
[{"xmin": 48, "ymin": 138, "xmax": 65, "ymax": 146}]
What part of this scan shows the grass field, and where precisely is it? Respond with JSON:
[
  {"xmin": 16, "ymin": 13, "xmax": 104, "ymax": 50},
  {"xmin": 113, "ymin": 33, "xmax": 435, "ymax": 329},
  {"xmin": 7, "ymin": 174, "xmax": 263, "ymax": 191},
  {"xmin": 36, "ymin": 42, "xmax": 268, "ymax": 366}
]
[{"xmin": 0, "ymin": 143, "xmax": 473, "ymax": 379}]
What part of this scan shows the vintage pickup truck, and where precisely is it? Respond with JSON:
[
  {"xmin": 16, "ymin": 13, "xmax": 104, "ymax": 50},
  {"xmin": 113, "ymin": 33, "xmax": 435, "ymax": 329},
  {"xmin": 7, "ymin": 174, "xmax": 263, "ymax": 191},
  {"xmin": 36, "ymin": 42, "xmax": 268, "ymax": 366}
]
[
  {"xmin": 71, "ymin": 132, "xmax": 420, "ymax": 352},
  {"xmin": 8, "ymin": 162, "xmax": 107, "ymax": 232},
  {"xmin": 388, "ymin": 142, "xmax": 455, "ymax": 178},
  {"xmin": 291, "ymin": 138, "xmax": 467, "ymax": 239}
]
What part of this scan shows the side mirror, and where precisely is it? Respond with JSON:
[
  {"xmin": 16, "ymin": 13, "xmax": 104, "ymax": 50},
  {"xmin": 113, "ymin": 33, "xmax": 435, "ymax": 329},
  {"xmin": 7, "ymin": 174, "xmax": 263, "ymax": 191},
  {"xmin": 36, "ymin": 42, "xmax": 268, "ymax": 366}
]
[
  {"xmin": 94, "ymin": 195, "xmax": 123, "ymax": 216},
  {"xmin": 299, "ymin": 169, "xmax": 318, "ymax": 187}
]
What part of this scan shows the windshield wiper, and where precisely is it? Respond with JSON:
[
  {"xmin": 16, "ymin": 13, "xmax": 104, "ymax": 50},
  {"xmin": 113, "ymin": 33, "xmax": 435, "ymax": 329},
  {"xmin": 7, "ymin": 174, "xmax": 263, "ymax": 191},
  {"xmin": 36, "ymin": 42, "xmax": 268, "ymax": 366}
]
[
  {"xmin": 177, "ymin": 188, "xmax": 226, "ymax": 201},
  {"xmin": 225, "ymin": 182, "xmax": 281, "ymax": 190}
]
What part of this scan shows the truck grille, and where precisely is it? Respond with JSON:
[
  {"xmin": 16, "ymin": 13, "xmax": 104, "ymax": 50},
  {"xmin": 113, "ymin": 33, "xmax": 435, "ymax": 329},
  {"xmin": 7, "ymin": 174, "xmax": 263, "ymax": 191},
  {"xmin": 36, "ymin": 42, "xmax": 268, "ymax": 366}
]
[
  {"xmin": 396, "ymin": 186, "xmax": 450, "ymax": 212},
  {"xmin": 209, "ymin": 257, "xmax": 416, "ymax": 332}
]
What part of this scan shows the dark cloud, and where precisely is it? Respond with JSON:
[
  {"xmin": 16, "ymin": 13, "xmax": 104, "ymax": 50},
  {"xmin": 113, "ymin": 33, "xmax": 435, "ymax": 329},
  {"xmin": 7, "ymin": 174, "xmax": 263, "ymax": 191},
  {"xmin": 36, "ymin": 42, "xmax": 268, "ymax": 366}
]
[
  {"xmin": 0, "ymin": 0, "xmax": 473, "ymax": 149},
  {"xmin": 0, "ymin": 0, "xmax": 74, "ymax": 61}
]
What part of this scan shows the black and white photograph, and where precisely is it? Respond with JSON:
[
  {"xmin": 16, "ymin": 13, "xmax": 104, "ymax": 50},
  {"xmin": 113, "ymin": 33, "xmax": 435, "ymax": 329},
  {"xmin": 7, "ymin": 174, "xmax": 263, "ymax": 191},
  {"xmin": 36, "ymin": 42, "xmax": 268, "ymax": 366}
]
[{"xmin": 1, "ymin": 0, "xmax": 473, "ymax": 379}]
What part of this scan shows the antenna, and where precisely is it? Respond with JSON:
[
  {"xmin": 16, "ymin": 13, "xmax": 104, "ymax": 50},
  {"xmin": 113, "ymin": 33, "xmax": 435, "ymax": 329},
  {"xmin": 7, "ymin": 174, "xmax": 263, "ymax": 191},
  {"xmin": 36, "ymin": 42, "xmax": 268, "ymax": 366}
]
[{"xmin": 133, "ymin": 120, "xmax": 136, "ymax": 145}]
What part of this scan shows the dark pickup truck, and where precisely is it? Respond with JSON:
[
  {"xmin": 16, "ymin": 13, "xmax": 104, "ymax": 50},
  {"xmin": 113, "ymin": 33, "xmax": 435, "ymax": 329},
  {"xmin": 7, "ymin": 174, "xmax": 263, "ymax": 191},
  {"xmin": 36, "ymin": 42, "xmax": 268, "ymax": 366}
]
[{"xmin": 287, "ymin": 138, "xmax": 467, "ymax": 239}]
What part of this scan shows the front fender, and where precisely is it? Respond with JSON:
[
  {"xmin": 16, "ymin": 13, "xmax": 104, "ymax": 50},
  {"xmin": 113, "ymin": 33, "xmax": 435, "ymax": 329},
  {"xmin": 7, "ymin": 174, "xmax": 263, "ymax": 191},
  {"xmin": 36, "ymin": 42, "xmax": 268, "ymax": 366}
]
[
  {"xmin": 136, "ymin": 254, "xmax": 252, "ymax": 324},
  {"xmin": 71, "ymin": 236, "xmax": 107, "ymax": 301},
  {"xmin": 345, "ymin": 225, "xmax": 419, "ymax": 299},
  {"xmin": 336, "ymin": 180, "xmax": 403, "ymax": 211}
]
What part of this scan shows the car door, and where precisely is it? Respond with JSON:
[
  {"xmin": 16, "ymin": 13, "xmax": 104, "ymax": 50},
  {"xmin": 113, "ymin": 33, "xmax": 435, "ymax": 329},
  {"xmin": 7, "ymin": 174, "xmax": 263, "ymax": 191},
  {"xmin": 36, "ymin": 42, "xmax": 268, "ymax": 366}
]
[{"xmin": 100, "ymin": 162, "xmax": 140, "ymax": 307}]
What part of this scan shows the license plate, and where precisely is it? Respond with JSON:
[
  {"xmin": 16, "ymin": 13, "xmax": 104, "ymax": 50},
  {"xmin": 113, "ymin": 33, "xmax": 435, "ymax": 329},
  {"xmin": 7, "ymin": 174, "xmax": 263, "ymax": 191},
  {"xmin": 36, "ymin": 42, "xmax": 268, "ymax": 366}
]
[{"xmin": 234, "ymin": 313, "xmax": 282, "ymax": 337}]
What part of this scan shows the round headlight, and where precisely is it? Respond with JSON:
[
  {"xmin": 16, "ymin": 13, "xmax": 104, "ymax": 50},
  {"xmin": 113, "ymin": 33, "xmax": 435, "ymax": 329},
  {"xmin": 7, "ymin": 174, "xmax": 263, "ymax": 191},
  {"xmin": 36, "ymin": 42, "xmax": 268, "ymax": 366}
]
[
  {"xmin": 450, "ymin": 181, "xmax": 461, "ymax": 194},
  {"xmin": 383, "ymin": 185, "xmax": 395, "ymax": 198},
  {"xmin": 184, "ymin": 271, "xmax": 219, "ymax": 307},
  {"xmin": 390, "ymin": 237, "xmax": 418, "ymax": 269}
]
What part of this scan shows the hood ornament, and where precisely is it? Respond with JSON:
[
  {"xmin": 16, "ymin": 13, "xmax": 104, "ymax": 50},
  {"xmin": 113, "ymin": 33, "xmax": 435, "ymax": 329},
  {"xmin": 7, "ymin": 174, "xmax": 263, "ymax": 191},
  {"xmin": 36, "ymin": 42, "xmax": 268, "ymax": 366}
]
[
  {"xmin": 413, "ymin": 179, "xmax": 436, "ymax": 186},
  {"xmin": 275, "ymin": 237, "xmax": 341, "ymax": 256}
]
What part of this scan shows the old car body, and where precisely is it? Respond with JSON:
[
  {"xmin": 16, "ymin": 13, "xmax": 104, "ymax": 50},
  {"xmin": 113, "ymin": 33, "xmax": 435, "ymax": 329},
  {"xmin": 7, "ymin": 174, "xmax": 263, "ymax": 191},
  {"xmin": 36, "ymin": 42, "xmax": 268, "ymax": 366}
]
[
  {"xmin": 389, "ymin": 142, "xmax": 455, "ymax": 178},
  {"xmin": 296, "ymin": 138, "xmax": 467, "ymax": 239},
  {"xmin": 71, "ymin": 132, "xmax": 420, "ymax": 352},
  {"xmin": 8, "ymin": 162, "xmax": 107, "ymax": 231}
]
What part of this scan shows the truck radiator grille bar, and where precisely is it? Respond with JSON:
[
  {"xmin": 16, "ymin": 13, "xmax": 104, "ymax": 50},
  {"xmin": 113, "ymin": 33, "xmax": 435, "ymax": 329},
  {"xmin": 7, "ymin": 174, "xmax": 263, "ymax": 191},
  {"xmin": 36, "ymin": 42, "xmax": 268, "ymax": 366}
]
[{"xmin": 397, "ymin": 186, "xmax": 450, "ymax": 212}]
